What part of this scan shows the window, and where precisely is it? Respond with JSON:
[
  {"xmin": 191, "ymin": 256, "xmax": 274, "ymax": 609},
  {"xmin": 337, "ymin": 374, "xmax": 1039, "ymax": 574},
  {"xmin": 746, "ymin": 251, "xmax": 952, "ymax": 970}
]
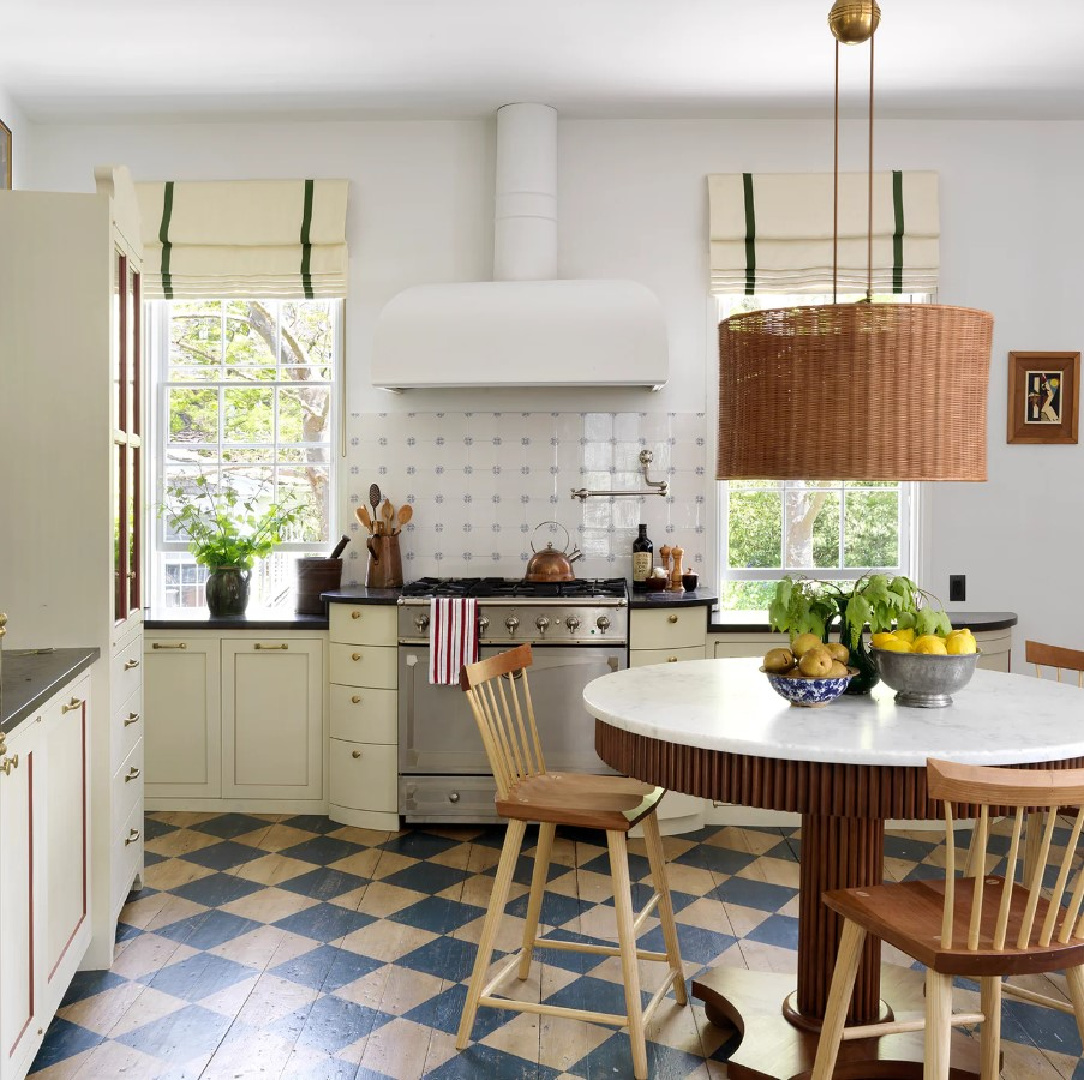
[
  {"xmin": 151, "ymin": 299, "xmax": 340, "ymax": 610},
  {"xmin": 718, "ymin": 294, "xmax": 922, "ymax": 611}
]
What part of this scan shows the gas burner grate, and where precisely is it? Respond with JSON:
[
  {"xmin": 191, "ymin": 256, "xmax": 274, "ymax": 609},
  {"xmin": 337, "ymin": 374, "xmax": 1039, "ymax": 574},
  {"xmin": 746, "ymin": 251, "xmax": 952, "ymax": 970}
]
[{"xmin": 399, "ymin": 577, "xmax": 627, "ymax": 600}]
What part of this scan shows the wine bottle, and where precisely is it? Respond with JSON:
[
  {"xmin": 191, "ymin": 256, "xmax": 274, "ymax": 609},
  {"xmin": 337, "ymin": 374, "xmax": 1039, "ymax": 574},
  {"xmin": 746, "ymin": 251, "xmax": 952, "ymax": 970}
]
[{"xmin": 632, "ymin": 524, "xmax": 653, "ymax": 593}]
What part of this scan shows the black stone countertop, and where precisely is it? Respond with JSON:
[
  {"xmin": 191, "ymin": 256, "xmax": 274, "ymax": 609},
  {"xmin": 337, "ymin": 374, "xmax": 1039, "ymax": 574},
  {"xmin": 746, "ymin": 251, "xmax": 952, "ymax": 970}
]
[
  {"xmin": 322, "ymin": 586, "xmax": 404, "ymax": 604},
  {"xmin": 629, "ymin": 589, "xmax": 718, "ymax": 610},
  {"xmin": 145, "ymin": 608, "xmax": 330, "ymax": 631},
  {"xmin": 2, "ymin": 648, "xmax": 100, "ymax": 735},
  {"xmin": 709, "ymin": 609, "xmax": 1019, "ymax": 634}
]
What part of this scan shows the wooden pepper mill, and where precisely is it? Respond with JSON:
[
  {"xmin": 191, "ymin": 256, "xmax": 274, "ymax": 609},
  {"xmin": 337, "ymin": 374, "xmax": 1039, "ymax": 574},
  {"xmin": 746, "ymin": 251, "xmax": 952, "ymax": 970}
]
[
  {"xmin": 658, "ymin": 545, "xmax": 672, "ymax": 585},
  {"xmin": 669, "ymin": 546, "xmax": 685, "ymax": 591}
]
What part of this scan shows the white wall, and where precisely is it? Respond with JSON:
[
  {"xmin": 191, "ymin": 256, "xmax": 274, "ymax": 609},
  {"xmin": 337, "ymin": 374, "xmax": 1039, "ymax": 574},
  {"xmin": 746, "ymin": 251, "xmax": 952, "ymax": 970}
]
[
  {"xmin": 0, "ymin": 86, "xmax": 30, "ymax": 189},
  {"xmin": 26, "ymin": 116, "xmax": 1084, "ymax": 652}
]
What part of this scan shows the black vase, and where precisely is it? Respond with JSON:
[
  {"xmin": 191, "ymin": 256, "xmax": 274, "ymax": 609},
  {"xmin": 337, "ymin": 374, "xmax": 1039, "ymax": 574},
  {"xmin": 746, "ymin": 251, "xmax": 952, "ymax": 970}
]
[
  {"xmin": 837, "ymin": 597, "xmax": 879, "ymax": 695},
  {"xmin": 205, "ymin": 566, "xmax": 250, "ymax": 617}
]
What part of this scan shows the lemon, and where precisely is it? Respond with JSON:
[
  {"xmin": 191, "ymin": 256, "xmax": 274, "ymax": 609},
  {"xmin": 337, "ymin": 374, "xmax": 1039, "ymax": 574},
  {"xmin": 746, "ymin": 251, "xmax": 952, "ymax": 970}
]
[
  {"xmin": 877, "ymin": 637, "xmax": 913, "ymax": 653},
  {"xmin": 894, "ymin": 627, "xmax": 916, "ymax": 644},
  {"xmin": 913, "ymin": 635, "xmax": 949, "ymax": 655},
  {"xmin": 946, "ymin": 628, "xmax": 971, "ymax": 640},
  {"xmin": 946, "ymin": 633, "xmax": 977, "ymax": 656},
  {"xmin": 871, "ymin": 631, "xmax": 898, "ymax": 648}
]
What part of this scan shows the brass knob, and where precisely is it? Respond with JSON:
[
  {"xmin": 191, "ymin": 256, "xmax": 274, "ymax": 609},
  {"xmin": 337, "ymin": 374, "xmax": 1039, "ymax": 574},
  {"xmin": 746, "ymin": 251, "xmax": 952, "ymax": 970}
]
[
  {"xmin": 668, "ymin": 614, "xmax": 679, "ymax": 624},
  {"xmin": 449, "ymin": 792, "xmax": 460, "ymax": 803},
  {"xmin": 351, "ymin": 652, "xmax": 361, "ymax": 661},
  {"xmin": 668, "ymin": 656, "xmax": 679, "ymax": 662},
  {"xmin": 0, "ymin": 755, "xmax": 19, "ymax": 775},
  {"xmin": 351, "ymin": 695, "xmax": 361, "ymax": 704},
  {"xmin": 352, "ymin": 749, "xmax": 362, "ymax": 759},
  {"xmin": 351, "ymin": 610, "xmax": 361, "ymax": 620}
]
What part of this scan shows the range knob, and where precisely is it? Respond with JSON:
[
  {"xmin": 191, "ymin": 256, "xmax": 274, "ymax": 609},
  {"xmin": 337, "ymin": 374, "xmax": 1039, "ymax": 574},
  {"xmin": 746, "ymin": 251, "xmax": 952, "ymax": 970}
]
[
  {"xmin": 505, "ymin": 615, "xmax": 520, "ymax": 639},
  {"xmin": 565, "ymin": 615, "xmax": 582, "ymax": 635},
  {"xmin": 414, "ymin": 613, "xmax": 430, "ymax": 633},
  {"xmin": 596, "ymin": 615, "xmax": 611, "ymax": 635},
  {"xmin": 535, "ymin": 616, "xmax": 550, "ymax": 638},
  {"xmin": 478, "ymin": 615, "xmax": 490, "ymax": 637}
]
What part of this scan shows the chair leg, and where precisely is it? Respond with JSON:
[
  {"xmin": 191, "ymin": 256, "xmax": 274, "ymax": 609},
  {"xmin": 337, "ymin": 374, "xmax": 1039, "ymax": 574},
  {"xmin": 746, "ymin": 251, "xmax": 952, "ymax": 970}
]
[
  {"xmin": 924, "ymin": 970, "xmax": 954, "ymax": 1080},
  {"xmin": 979, "ymin": 976, "xmax": 1001, "ymax": 1080},
  {"xmin": 518, "ymin": 820, "xmax": 556, "ymax": 979},
  {"xmin": 810, "ymin": 919, "xmax": 867, "ymax": 1080},
  {"xmin": 641, "ymin": 810, "xmax": 687, "ymax": 1006},
  {"xmin": 456, "ymin": 818, "xmax": 527, "ymax": 1051},
  {"xmin": 1064, "ymin": 964, "xmax": 1084, "ymax": 1048},
  {"xmin": 608, "ymin": 829, "xmax": 649, "ymax": 1080}
]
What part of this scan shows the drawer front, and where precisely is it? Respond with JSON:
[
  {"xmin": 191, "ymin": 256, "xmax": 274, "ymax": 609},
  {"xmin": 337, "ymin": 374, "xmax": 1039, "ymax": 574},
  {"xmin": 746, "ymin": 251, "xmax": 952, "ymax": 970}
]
[
  {"xmin": 111, "ymin": 801, "xmax": 144, "ymax": 917},
  {"xmin": 400, "ymin": 775, "xmax": 499, "ymax": 822},
  {"xmin": 112, "ymin": 738, "xmax": 144, "ymax": 833},
  {"xmin": 630, "ymin": 608, "xmax": 707, "ymax": 651},
  {"xmin": 330, "ymin": 643, "xmax": 397, "ymax": 689},
  {"xmin": 330, "ymin": 604, "xmax": 398, "ymax": 646},
  {"xmin": 112, "ymin": 685, "xmax": 143, "ymax": 775},
  {"xmin": 711, "ymin": 633, "xmax": 791, "ymax": 659},
  {"xmin": 630, "ymin": 645, "xmax": 706, "ymax": 668},
  {"xmin": 112, "ymin": 632, "xmax": 144, "ymax": 709},
  {"xmin": 330, "ymin": 685, "xmax": 397, "ymax": 744},
  {"xmin": 329, "ymin": 740, "xmax": 397, "ymax": 813}
]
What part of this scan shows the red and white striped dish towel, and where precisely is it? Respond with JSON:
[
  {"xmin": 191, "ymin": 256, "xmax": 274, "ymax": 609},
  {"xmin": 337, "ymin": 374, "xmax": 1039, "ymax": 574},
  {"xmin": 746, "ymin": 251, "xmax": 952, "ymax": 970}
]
[{"xmin": 429, "ymin": 597, "xmax": 480, "ymax": 685}]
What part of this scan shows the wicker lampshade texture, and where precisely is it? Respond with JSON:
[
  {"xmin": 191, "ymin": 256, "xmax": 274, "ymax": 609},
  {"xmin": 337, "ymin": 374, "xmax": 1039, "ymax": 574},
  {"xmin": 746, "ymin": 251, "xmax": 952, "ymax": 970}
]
[{"xmin": 716, "ymin": 302, "xmax": 994, "ymax": 481}]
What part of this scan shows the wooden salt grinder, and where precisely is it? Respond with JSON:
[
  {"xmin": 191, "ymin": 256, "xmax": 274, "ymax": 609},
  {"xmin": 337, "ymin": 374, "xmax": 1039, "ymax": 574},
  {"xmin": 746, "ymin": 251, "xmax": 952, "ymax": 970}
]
[
  {"xmin": 669, "ymin": 547, "xmax": 685, "ymax": 591},
  {"xmin": 659, "ymin": 545, "xmax": 672, "ymax": 584}
]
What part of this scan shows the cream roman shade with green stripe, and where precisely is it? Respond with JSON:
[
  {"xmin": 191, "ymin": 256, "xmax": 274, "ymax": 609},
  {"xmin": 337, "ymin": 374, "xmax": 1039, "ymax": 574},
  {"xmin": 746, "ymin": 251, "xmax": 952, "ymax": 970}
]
[
  {"xmin": 135, "ymin": 179, "xmax": 349, "ymax": 300},
  {"xmin": 708, "ymin": 170, "xmax": 938, "ymax": 295}
]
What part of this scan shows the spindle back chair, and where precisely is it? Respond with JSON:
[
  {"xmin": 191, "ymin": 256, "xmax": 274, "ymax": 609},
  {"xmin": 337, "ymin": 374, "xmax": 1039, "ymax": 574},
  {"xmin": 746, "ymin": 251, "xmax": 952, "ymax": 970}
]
[
  {"xmin": 1026, "ymin": 640, "xmax": 1084, "ymax": 688},
  {"xmin": 456, "ymin": 644, "xmax": 687, "ymax": 1080},
  {"xmin": 812, "ymin": 758, "xmax": 1084, "ymax": 1080}
]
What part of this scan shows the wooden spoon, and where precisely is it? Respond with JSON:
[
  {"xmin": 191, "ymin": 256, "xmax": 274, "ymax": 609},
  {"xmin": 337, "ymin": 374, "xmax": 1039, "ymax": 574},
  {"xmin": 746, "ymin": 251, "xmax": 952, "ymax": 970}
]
[
  {"xmin": 396, "ymin": 504, "xmax": 413, "ymax": 533},
  {"xmin": 355, "ymin": 505, "xmax": 373, "ymax": 533},
  {"xmin": 369, "ymin": 484, "xmax": 382, "ymax": 532},
  {"xmin": 381, "ymin": 499, "xmax": 395, "ymax": 534}
]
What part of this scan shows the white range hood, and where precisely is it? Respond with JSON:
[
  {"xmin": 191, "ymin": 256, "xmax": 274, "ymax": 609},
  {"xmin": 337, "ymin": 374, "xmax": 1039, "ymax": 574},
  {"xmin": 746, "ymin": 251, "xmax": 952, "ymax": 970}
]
[{"xmin": 371, "ymin": 103, "xmax": 669, "ymax": 391}]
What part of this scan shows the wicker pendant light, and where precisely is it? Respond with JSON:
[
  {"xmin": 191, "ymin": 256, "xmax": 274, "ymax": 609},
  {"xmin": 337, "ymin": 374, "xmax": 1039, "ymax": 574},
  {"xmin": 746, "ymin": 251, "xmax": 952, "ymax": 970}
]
[{"xmin": 717, "ymin": 1, "xmax": 994, "ymax": 482}]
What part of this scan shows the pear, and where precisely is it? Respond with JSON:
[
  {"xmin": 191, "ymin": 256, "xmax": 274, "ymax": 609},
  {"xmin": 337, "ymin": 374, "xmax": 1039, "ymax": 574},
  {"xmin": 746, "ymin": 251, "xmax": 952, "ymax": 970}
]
[
  {"xmin": 791, "ymin": 633, "xmax": 823, "ymax": 659},
  {"xmin": 763, "ymin": 648, "xmax": 796, "ymax": 674},
  {"xmin": 798, "ymin": 646, "xmax": 834, "ymax": 677},
  {"xmin": 825, "ymin": 642, "xmax": 850, "ymax": 663},
  {"xmin": 828, "ymin": 661, "xmax": 850, "ymax": 678}
]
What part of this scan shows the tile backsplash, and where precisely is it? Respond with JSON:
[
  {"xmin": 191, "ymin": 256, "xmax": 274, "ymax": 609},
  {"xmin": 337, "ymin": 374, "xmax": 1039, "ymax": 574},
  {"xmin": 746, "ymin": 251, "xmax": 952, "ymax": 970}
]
[{"xmin": 342, "ymin": 411, "xmax": 709, "ymax": 583}]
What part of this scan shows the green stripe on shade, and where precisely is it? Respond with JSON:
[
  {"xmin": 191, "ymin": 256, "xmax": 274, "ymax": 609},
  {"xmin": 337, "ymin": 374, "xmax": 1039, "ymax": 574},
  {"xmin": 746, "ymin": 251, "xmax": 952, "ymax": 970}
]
[
  {"xmin": 892, "ymin": 170, "xmax": 904, "ymax": 294},
  {"xmin": 159, "ymin": 181, "xmax": 175, "ymax": 300},
  {"xmin": 300, "ymin": 179, "xmax": 314, "ymax": 299},
  {"xmin": 742, "ymin": 173, "xmax": 756, "ymax": 295}
]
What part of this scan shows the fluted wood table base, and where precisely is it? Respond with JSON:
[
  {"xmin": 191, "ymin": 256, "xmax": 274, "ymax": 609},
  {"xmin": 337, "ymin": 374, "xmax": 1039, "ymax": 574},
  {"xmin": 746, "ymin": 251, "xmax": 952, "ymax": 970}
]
[{"xmin": 694, "ymin": 966, "xmax": 983, "ymax": 1080}]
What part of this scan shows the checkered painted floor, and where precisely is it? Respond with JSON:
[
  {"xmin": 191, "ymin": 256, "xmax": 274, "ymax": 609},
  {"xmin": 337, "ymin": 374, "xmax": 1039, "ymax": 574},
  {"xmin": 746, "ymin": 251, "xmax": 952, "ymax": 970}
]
[{"xmin": 27, "ymin": 813, "xmax": 1084, "ymax": 1079}]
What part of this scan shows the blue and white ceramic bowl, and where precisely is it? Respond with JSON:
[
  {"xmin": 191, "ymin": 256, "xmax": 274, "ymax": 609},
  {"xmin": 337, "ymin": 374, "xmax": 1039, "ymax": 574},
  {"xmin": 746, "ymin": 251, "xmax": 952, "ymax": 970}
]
[{"xmin": 762, "ymin": 668, "xmax": 857, "ymax": 708}]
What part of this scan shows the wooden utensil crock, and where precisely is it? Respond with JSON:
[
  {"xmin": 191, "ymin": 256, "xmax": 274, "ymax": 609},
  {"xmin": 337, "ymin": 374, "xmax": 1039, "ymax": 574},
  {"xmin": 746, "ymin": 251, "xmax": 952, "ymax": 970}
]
[{"xmin": 366, "ymin": 532, "xmax": 403, "ymax": 588}]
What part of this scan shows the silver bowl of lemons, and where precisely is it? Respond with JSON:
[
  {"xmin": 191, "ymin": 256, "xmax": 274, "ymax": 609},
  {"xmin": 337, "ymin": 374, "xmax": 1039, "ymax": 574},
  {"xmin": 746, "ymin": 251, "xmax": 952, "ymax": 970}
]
[
  {"xmin": 761, "ymin": 635, "xmax": 857, "ymax": 708},
  {"xmin": 870, "ymin": 628, "xmax": 979, "ymax": 708}
]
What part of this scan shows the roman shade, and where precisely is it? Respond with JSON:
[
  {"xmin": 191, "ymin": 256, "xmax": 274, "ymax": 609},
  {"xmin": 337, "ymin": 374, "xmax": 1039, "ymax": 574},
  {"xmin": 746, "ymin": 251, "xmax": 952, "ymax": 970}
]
[
  {"xmin": 134, "ymin": 179, "xmax": 349, "ymax": 299},
  {"xmin": 708, "ymin": 171, "xmax": 938, "ymax": 295}
]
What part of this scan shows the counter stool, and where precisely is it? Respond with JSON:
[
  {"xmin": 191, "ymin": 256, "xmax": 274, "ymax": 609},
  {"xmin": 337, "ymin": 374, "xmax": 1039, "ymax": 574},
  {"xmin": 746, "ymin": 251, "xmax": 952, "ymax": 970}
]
[
  {"xmin": 455, "ymin": 643, "xmax": 687, "ymax": 1080},
  {"xmin": 812, "ymin": 758, "xmax": 1084, "ymax": 1080},
  {"xmin": 1026, "ymin": 640, "xmax": 1084, "ymax": 686}
]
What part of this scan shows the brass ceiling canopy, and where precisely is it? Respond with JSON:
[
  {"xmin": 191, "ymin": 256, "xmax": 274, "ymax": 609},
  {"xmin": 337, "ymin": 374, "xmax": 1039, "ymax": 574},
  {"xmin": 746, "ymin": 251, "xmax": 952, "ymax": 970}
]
[{"xmin": 717, "ymin": 2, "xmax": 994, "ymax": 482}]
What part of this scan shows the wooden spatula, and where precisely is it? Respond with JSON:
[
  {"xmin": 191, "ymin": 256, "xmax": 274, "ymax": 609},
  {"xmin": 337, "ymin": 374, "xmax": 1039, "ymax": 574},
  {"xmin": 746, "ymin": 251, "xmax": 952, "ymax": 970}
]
[
  {"xmin": 381, "ymin": 499, "xmax": 395, "ymax": 534},
  {"xmin": 355, "ymin": 506, "xmax": 373, "ymax": 533}
]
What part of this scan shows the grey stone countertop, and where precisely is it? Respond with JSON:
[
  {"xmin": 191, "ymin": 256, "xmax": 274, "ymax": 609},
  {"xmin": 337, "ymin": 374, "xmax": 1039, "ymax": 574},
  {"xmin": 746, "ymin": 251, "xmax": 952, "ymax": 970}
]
[{"xmin": 2, "ymin": 647, "xmax": 100, "ymax": 735}]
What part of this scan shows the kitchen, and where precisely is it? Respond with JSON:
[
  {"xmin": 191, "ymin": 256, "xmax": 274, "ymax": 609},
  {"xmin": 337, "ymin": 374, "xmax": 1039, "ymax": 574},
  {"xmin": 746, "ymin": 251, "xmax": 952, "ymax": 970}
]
[{"xmin": 2, "ymin": 2, "xmax": 1084, "ymax": 1077}]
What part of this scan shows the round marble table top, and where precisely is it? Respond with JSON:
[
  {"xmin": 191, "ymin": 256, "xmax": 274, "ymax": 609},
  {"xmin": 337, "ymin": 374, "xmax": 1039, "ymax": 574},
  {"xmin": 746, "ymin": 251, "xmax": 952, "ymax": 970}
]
[{"xmin": 583, "ymin": 657, "xmax": 1084, "ymax": 768}]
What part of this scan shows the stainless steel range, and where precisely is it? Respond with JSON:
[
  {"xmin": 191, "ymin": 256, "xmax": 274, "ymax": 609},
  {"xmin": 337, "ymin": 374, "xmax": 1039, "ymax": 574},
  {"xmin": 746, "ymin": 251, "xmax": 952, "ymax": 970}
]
[{"xmin": 397, "ymin": 577, "xmax": 628, "ymax": 822}]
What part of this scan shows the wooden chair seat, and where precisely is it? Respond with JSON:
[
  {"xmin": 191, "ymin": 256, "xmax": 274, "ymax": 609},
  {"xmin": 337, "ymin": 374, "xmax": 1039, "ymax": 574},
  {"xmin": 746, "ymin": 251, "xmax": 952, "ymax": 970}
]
[
  {"xmin": 826, "ymin": 877, "xmax": 1084, "ymax": 977},
  {"xmin": 497, "ymin": 773, "xmax": 665, "ymax": 832}
]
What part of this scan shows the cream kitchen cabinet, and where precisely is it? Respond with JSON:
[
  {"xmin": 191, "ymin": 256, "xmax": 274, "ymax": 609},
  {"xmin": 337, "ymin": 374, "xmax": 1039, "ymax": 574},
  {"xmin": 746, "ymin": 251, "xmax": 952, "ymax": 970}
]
[
  {"xmin": 0, "ymin": 672, "xmax": 92, "ymax": 1080},
  {"xmin": 145, "ymin": 631, "xmax": 325, "ymax": 812},
  {"xmin": 328, "ymin": 604, "xmax": 399, "ymax": 830}
]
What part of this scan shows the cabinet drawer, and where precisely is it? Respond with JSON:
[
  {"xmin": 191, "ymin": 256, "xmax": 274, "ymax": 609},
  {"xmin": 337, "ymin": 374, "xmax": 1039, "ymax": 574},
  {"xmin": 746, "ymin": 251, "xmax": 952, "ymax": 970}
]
[
  {"xmin": 330, "ymin": 643, "xmax": 397, "ymax": 689},
  {"xmin": 112, "ymin": 738, "xmax": 144, "ymax": 833},
  {"xmin": 330, "ymin": 685, "xmax": 397, "ymax": 744},
  {"xmin": 112, "ymin": 684, "xmax": 143, "ymax": 775},
  {"xmin": 330, "ymin": 604, "xmax": 397, "ymax": 646},
  {"xmin": 329, "ymin": 740, "xmax": 397, "ymax": 813},
  {"xmin": 711, "ymin": 633, "xmax": 791, "ymax": 659},
  {"xmin": 630, "ymin": 608, "xmax": 707, "ymax": 651},
  {"xmin": 112, "ymin": 632, "xmax": 144, "ymax": 709},
  {"xmin": 111, "ymin": 801, "xmax": 143, "ymax": 917},
  {"xmin": 400, "ymin": 775, "xmax": 499, "ymax": 823},
  {"xmin": 630, "ymin": 645, "xmax": 706, "ymax": 667}
]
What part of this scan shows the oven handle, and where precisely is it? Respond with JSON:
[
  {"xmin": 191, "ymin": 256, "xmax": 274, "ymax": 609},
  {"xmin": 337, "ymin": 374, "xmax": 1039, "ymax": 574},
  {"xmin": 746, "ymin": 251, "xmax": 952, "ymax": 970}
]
[{"xmin": 403, "ymin": 652, "xmax": 419, "ymax": 767}]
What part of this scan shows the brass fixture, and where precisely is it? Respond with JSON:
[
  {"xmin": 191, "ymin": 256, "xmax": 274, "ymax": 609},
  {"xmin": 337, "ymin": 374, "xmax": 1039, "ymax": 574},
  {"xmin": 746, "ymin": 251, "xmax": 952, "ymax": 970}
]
[
  {"xmin": 124, "ymin": 712, "xmax": 141, "ymax": 726},
  {"xmin": 1, "ymin": 753, "xmax": 19, "ymax": 775},
  {"xmin": 570, "ymin": 449, "xmax": 669, "ymax": 501},
  {"xmin": 254, "ymin": 642, "xmax": 289, "ymax": 650},
  {"xmin": 61, "ymin": 696, "xmax": 84, "ymax": 714},
  {"xmin": 152, "ymin": 641, "xmax": 187, "ymax": 649},
  {"xmin": 828, "ymin": 0, "xmax": 879, "ymax": 44},
  {"xmin": 124, "ymin": 658, "xmax": 140, "ymax": 670},
  {"xmin": 125, "ymin": 828, "xmax": 140, "ymax": 846}
]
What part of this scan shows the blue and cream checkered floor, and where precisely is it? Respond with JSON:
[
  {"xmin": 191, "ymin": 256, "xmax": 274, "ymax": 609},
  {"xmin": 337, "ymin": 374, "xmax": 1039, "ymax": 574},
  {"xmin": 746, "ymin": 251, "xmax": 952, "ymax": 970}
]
[{"xmin": 28, "ymin": 813, "xmax": 1084, "ymax": 1079}]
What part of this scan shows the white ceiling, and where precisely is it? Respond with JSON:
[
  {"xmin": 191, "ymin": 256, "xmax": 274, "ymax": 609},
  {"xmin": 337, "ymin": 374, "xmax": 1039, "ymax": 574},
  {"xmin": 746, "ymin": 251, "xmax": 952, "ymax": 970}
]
[{"xmin": 5, "ymin": 0, "xmax": 1084, "ymax": 123}]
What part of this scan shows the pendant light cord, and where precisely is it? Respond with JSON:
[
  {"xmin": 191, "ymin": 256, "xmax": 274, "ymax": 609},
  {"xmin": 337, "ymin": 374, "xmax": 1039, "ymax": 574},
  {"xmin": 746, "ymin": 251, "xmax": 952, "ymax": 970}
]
[
  {"xmin": 832, "ymin": 39, "xmax": 839, "ymax": 305},
  {"xmin": 867, "ymin": 29, "xmax": 875, "ymax": 302}
]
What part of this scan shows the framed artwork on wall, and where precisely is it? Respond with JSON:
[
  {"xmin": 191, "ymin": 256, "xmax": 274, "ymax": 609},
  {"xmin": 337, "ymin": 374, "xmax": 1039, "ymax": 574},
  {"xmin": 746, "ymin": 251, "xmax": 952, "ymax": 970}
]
[
  {"xmin": 0, "ymin": 119, "xmax": 9, "ymax": 191},
  {"xmin": 1007, "ymin": 351, "xmax": 1080, "ymax": 445}
]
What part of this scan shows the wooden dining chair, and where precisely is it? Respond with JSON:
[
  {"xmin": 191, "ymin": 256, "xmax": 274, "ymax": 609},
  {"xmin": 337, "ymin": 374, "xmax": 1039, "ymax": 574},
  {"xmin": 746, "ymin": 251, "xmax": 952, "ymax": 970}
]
[
  {"xmin": 1026, "ymin": 640, "xmax": 1084, "ymax": 687},
  {"xmin": 812, "ymin": 758, "xmax": 1084, "ymax": 1080},
  {"xmin": 455, "ymin": 643, "xmax": 687, "ymax": 1080}
]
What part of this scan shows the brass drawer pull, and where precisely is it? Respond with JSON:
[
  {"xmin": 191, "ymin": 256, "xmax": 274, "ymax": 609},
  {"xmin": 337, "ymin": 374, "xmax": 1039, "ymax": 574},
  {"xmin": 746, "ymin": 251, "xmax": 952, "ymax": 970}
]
[
  {"xmin": 351, "ymin": 610, "xmax": 361, "ymax": 620},
  {"xmin": 668, "ymin": 614, "xmax": 679, "ymax": 624},
  {"xmin": 351, "ymin": 695, "xmax": 362, "ymax": 704},
  {"xmin": 125, "ymin": 828, "xmax": 140, "ymax": 846},
  {"xmin": 124, "ymin": 659, "xmax": 141, "ymax": 670},
  {"xmin": 351, "ymin": 652, "xmax": 361, "ymax": 661},
  {"xmin": 124, "ymin": 767, "xmax": 141, "ymax": 782},
  {"xmin": 124, "ymin": 712, "xmax": 140, "ymax": 727},
  {"xmin": 152, "ymin": 642, "xmax": 187, "ymax": 650},
  {"xmin": 668, "ymin": 656, "xmax": 679, "ymax": 662},
  {"xmin": 352, "ymin": 749, "xmax": 362, "ymax": 759},
  {"xmin": 61, "ymin": 697, "xmax": 84, "ymax": 714},
  {"xmin": 1, "ymin": 754, "xmax": 19, "ymax": 775},
  {"xmin": 254, "ymin": 643, "xmax": 289, "ymax": 650}
]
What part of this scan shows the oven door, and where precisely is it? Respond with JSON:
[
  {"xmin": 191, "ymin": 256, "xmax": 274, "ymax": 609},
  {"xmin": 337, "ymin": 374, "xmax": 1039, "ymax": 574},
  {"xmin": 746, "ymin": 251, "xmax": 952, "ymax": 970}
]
[{"xmin": 398, "ymin": 644, "xmax": 625, "ymax": 776}]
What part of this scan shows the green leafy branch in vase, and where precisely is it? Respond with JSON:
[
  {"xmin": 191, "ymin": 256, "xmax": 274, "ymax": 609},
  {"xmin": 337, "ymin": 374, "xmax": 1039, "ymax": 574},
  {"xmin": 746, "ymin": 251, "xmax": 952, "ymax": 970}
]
[
  {"xmin": 769, "ymin": 573, "xmax": 951, "ymax": 649},
  {"xmin": 161, "ymin": 474, "xmax": 302, "ymax": 570}
]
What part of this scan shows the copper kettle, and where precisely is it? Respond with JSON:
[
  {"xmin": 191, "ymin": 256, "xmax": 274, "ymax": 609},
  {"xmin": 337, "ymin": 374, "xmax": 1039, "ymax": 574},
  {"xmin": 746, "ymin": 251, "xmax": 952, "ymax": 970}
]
[{"xmin": 524, "ymin": 521, "xmax": 583, "ymax": 582}]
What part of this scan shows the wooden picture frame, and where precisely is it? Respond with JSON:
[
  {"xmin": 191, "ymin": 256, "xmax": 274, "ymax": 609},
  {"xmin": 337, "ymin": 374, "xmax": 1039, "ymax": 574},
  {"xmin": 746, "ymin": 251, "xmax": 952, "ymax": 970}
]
[
  {"xmin": 1007, "ymin": 351, "xmax": 1079, "ymax": 445},
  {"xmin": 0, "ymin": 119, "xmax": 10, "ymax": 191}
]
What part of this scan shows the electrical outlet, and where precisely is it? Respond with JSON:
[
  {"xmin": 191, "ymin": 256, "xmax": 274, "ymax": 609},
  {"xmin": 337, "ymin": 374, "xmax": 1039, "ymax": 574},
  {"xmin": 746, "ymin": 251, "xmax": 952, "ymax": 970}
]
[{"xmin": 949, "ymin": 575, "xmax": 966, "ymax": 602}]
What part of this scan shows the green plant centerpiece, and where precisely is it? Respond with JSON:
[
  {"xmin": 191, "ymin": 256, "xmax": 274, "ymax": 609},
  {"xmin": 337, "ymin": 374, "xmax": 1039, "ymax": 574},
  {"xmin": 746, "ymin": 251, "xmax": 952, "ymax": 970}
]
[
  {"xmin": 162, "ymin": 475, "xmax": 302, "ymax": 617},
  {"xmin": 768, "ymin": 574, "xmax": 950, "ymax": 694}
]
